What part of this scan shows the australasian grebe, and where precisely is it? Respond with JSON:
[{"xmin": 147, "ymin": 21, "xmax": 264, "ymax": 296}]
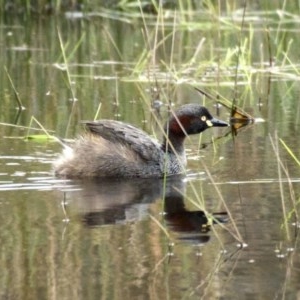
[{"xmin": 53, "ymin": 104, "xmax": 228, "ymax": 178}]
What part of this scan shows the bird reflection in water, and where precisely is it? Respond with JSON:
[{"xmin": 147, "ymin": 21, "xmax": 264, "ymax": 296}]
[
  {"xmin": 67, "ymin": 176, "xmax": 227, "ymax": 244},
  {"xmin": 164, "ymin": 186, "xmax": 228, "ymax": 244}
]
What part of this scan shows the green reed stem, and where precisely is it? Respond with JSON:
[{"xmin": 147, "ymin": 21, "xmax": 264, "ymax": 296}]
[{"xmin": 4, "ymin": 66, "xmax": 24, "ymax": 111}]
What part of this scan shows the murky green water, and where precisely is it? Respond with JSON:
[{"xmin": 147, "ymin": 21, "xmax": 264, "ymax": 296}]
[{"xmin": 1, "ymin": 4, "xmax": 300, "ymax": 300}]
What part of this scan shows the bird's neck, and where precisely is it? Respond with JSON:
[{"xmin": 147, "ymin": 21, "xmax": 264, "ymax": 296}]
[{"xmin": 161, "ymin": 130, "xmax": 186, "ymax": 155}]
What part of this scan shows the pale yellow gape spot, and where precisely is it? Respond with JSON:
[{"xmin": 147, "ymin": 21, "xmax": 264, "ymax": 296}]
[
  {"xmin": 201, "ymin": 115, "xmax": 213, "ymax": 127},
  {"xmin": 206, "ymin": 120, "xmax": 213, "ymax": 127}
]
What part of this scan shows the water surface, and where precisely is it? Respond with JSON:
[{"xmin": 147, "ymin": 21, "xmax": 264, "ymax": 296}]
[{"xmin": 1, "ymin": 5, "xmax": 300, "ymax": 300}]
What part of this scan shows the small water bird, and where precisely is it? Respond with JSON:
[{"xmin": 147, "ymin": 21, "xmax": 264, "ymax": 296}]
[{"xmin": 54, "ymin": 104, "xmax": 228, "ymax": 178}]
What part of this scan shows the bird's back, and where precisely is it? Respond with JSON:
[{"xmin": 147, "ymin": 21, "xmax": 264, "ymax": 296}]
[
  {"xmin": 54, "ymin": 120, "xmax": 182, "ymax": 178},
  {"xmin": 84, "ymin": 120, "xmax": 163, "ymax": 163}
]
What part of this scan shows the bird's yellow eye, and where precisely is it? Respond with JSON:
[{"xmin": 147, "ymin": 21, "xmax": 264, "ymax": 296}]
[{"xmin": 201, "ymin": 116, "xmax": 207, "ymax": 121}]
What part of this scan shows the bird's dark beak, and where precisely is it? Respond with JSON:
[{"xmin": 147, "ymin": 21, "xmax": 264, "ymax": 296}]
[{"xmin": 207, "ymin": 117, "xmax": 229, "ymax": 127}]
